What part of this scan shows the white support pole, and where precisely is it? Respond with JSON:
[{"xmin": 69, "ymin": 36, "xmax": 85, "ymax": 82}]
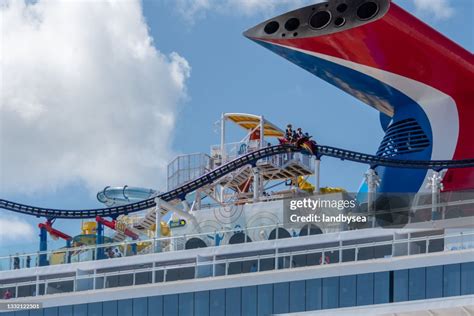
[
  {"xmin": 314, "ymin": 158, "xmax": 321, "ymax": 193},
  {"xmin": 221, "ymin": 113, "xmax": 226, "ymax": 163},
  {"xmin": 253, "ymin": 167, "xmax": 260, "ymax": 201},
  {"xmin": 365, "ymin": 168, "xmax": 380, "ymax": 215},
  {"xmin": 154, "ymin": 197, "xmax": 162, "ymax": 253},
  {"xmin": 427, "ymin": 170, "xmax": 443, "ymax": 220},
  {"xmin": 195, "ymin": 189, "xmax": 202, "ymax": 211},
  {"xmin": 35, "ymin": 275, "xmax": 39, "ymax": 296},
  {"xmin": 259, "ymin": 115, "xmax": 264, "ymax": 149},
  {"xmin": 220, "ymin": 185, "xmax": 225, "ymax": 203},
  {"xmin": 181, "ymin": 200, "xmax": 190, "ymax": 213}
]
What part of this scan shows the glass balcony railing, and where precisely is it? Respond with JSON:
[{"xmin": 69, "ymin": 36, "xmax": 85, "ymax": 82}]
[
  {"xmin": 0, "ymin": 197, "xmax": 473, "ymax": 273},
  {"xmin": 0, "ymin": 228, "xmax": 472, "ymax": 299}
]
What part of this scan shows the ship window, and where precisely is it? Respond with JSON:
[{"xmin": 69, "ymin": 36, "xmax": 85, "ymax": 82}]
[
  {"xmin": 16, "ymin": 285, "xmax": 36, "ymax": 298},
  {"xmin": 426, "ymin": 266, "xmax": 443, "ymax": 298},
  {"xmin": 443, "ymin": 264, "xmax": 461, "ymax": 297},
  {"xmin": 322, "ymin": 277, "xmax": 339, "ymax": 308},
  {"xmin": 357, "ymin": 273, "xmax": 374, "ymax": 305},
  {"xmin": 148, "ymin": 296, "xmax": 163, "ymax": 315},
  {"xmin": 43, "ymin": 307, "xmax": 59, "ymax": 315},
  {"xmin": 461, "ymin": 262, "xmax": 474, "ymax": 295},
  {"xmin": 85, "ymin": 303, "xmax": 101, "ymax": 316},
  {"xmin": 290, "ymin": 281, "xmax": 306, "ymax": 312},
  {"xmin": 229, "ymin": 232, "xmax": 252, "ymax": 244},
  {"xmin": 257, "ymin": 284, "xmax": 273, "ymax": 315},
  {"xmin": 47, "ymin": 280, "xmax": 74, "ymax": 295},
  {"xmin": 409, "ymin": 268, "xmax": 426, "ymax": 300},
  {"xmin": 226, "ymin": 288, "xmax": 241, "ymax": 315},
  {"xmin": 339, "ymin": 275, "xmax": 357, "ymax": 307},
  {"xmin": 268, "ymin": 228, "xmax": 291, "ymax": 239},
  {"xmin": 179, "ymin": 293, "xmax": 193, "ymax": 315},
  {"xmin": 23, "ymin": 262, "xmax": 474, "ymax": 314},
  {"xmin": 210, "ymin": 289, "xmax": 225, "ymax": 315},
  {"xmin": 73, "ymin": 304, "xmax": 88, "ymax": 316},
  {"xmin": 102, "ymin": 301, "xmax": 117, "ymax": 315},
  {"xmin": 299, "ymin": 224, "xmax": 322, "ymax": 236},
  {"xmin": 185, "ymin": 237, "xmax": 207, "ymax": 249},
  {"xmin": 242, "ymin": 286, "xmax": 257, "ymax": 315},
  {"xmin": 163, "ymin": 294, "xmax": 178, "ymax": 316},
  {"xmin": 376, "ymin": 118, "xmax": 430, "ymax": 157},
  {"xmin": 195, "ymin": 291, "xmax": 210, "ymax": 315},
  {"xmin": 133, "ymin": 298, "xmax": 147, "ymax": 315},
  {"xmin": 374, "ymin": 271, "xmax": 390, "ymax": 304},
  {"xmin": 393, "ymin": 269, "xmax": 409, "ymax": 302},
  {"xmin": 118, "ymin": 299, "xmax": 133, "ymax": 316},
  {"xmin": 274, "ymin": 282, "xmax": 290, "ymax": 313},
  {"xmin": 306, "ymin": 279, "xmax": 322, "ymax": 310}
]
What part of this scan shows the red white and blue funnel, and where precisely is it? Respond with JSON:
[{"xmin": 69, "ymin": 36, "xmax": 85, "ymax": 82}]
[{"xmin": 244, "ymin": 0, "xmax": 474, "ymax": 193}]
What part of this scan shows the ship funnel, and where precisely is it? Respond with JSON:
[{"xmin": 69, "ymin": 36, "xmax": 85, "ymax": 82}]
[{"xmin": 243, "ymin": 0, "xmax": 389, "ymax": 40}]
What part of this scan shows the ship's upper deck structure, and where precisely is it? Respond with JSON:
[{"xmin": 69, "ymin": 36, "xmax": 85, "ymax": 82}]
[{"xmin": 0, "ymin": 113, "xmax": 473, "ymax": 316}]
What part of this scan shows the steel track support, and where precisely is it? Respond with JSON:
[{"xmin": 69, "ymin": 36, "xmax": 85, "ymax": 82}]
[
  {"xmin": 154, "ymin": 197, "xmax": 162, "ymax": 253},
  {"xmin": 39, "ymin": 226, "xmax": 48, "ymax": 267},
  {"xmin": 365, "ymin": 168, "xmax": 380, "ymax": 217},
  {"xmin": 314, "ymin": 158, "xmax": 321, "ymax": 193},
  {"xmin": 181, "ymin": 200, "xmax": 191, "ymax": 213},
  {"xmin": 253, "ymin": 167, "xmax": 261, "ymax": 201},
  {"xmin": 221, "ymin": 113, "xmax": 226, "ymax": 163},
  {"xmin": 96, "ymin": 222, "xmax": 104, "ymax": 260},
  {"xmin": 427, "ymin": 170, "xmax": 444, "ymax": 220}
]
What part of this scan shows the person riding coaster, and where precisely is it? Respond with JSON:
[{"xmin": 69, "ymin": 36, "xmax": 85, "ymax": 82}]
[
  {"xmin": 285, "ymin": 124, "xmax": 294, "ymax": 142},
  {"xmin": 279, "ymin": 125, "xmax": 317, "ymax": 155}
]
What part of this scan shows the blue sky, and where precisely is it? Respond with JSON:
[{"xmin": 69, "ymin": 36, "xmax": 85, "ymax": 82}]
[{"xmin": 0, "ymin": 0, "xmax": 472, "ymax": 256}]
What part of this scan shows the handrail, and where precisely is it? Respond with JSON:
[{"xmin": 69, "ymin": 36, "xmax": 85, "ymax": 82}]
[
  {"xmin": 1, "ymin": 215, "xmax": 473, "ymax": 274},
  {"xmin": 1, "ymin": 230, "xmax": 472, "ymax": 299},
  {"xmin": 1, "ymin": 144, "xmax": 473, "ymax": 219}
]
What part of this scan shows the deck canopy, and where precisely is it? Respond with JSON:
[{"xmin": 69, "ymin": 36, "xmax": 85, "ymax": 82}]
[{"xmin": 224, "ymin": 113, "xmax": 284, "ymax": 137}]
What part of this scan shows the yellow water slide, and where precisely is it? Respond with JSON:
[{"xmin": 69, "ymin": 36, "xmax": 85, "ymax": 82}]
[{"xmin": 297, "ymin": 176, "xmax": 315, "ymax": 193}]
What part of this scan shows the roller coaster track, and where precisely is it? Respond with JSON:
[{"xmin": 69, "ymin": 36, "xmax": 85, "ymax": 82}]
[{"xmin": 1, "ymin": 144, "xmax": 474, "ymax": 219}]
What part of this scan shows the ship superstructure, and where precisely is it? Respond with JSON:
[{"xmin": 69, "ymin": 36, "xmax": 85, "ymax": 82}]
[{"xmin": 0, "ymin": 113, "xmax": 473, "ymax": 316}]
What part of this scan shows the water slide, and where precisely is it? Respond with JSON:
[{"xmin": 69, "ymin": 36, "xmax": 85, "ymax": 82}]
[
  {"xmin": 1, "ymin": 144, "xmax": 474, "ymax": 219},
  {"xmin": 297, "ymin": 176, "xmax": 315, "ymax": 194},
  {"xmin": 97, "ymin": 186, "xmax": 158, "ymax": 207}
]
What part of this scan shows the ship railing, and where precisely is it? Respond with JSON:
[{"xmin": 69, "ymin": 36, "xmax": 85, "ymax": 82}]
[
  {"xmin": 211, "ymin": 141, "xmax": 260, "ymax": 165},
  {"xmin": 198, "ymin": 190, "xmax": 304, "ymax": 210},
  {"xmin": 0, "ymin": 230, "xmax": 473, "ymax": 299},
  {"xmin": 210, "ymin": 142, "xmax": 312, "ymax": 169},
  {"xmin": 1, "ymin": 195, "xmax": 474, "ymax": 272},
  {"xmin": 258, "ymin": 151, "xmax": 313, "ymax": 170},
  {"xmin": 363, "ymin": 197, "xmax": 474, "ymax": 228}
]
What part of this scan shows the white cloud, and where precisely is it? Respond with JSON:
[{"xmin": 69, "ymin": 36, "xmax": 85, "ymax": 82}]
[
  {"xmin": 176, "ymin": 0, "xmax": 457, "ymax": 24},
  {"xmin": 175, "ymin": 0, "xmax": 318, "ymax": 23},
  {"xmin": 413, "ymin": 0, "xmax": 454, "ymax": 20},
  {"xmin": 0, "ymin": 0, "xmax": 191, "ymax": 194},
  {"xmin": 0, "ymin": 215, "xmax": 35, "ymax": 245}
]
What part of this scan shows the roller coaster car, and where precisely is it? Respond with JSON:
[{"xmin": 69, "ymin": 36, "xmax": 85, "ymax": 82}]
[{"xmin": 278, "ymin": 136, "xmax": 317, "ymax": 156}]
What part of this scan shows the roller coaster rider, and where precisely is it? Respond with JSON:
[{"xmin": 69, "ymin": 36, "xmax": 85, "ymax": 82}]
[
  {"xmin": 296, "ymin": 128, "xmax": 304, "ymax": 140},
  {"xmin": 285, "ymin": 124, "xmax": 294, "ymax": 142}
]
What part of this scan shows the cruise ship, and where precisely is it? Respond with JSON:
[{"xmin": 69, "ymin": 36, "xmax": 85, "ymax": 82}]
[{"xmin": 1, "ymin": 0, "xmax": 473, "ymax": 315}]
